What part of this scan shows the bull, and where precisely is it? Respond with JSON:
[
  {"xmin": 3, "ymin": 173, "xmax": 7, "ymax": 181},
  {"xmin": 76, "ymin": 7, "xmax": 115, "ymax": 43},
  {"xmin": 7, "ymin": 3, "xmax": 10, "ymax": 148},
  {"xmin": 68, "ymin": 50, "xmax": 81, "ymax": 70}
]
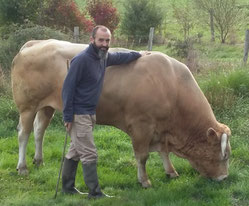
[{"xmin": 11, "ymin": 39, "xmax": 231, "ymax": 188}]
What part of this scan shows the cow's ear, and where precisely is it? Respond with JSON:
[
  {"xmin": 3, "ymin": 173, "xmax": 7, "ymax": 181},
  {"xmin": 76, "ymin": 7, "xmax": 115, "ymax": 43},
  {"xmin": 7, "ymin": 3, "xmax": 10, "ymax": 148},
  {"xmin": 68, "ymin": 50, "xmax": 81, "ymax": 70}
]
[{"xmin": 207, "ymin": 128, "xmax": 219, "ymax": 145}]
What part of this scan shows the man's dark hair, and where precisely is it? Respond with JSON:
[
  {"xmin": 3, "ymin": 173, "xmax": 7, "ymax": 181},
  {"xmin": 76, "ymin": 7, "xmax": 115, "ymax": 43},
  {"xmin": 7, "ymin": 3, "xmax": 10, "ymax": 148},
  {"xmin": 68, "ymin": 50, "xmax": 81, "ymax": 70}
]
[{"xmin": 91, "ymin": 25, "xmax": 111, "ymax": 38}]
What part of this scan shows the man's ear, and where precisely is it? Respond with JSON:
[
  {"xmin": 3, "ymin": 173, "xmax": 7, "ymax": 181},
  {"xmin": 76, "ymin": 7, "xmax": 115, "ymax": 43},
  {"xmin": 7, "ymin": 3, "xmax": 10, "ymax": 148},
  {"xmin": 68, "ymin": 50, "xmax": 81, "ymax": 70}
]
[
  {"xmin": 90, "ymin": 36, "xmax": 94, "ymax": 43},
  {"xmin": 207, "ymin": 128, "xmax": 219, "ymax": 145}
]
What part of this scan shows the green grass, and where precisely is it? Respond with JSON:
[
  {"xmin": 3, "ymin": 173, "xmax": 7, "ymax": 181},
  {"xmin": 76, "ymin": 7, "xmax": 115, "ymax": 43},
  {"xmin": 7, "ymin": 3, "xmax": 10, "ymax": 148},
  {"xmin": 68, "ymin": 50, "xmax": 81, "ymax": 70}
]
[
  {"xmin": 196, "ymin": 42, "xmax": 244, "ymax": 63},
  {"xmin": 196, "ymin": 68, "xmax": 249, "ymax": 111},
  {"xmin": 1, "ymin": 95, "xmax": 249, "ymax": 206},
  {"xmin": 0, "ymin": 95, "xmax": 19, "ymax": 137}
]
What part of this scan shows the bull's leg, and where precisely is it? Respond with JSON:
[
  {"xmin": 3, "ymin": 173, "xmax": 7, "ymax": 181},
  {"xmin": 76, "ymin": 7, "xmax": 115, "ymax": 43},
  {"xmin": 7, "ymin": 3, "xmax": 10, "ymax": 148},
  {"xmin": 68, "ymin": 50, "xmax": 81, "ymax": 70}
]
[
  {"xmin": 127, "ymin": 120, "xmax": 153, "ymax": 188},
  {"xmin": 17, "ymin": 111, "xmax": 36, "ymax": 175},
  {"xmin": 33, "ymin": 106, "xmax": 55, "ymax": 167},
  {"xmin": 135, "ymin": 151, "xmax": 151, "ymax": 188},
  {"xmin": 159, "ymin": 151, "xmax": 179, "ymax": 178},
  {"xmin": 130, "ymin": 129, "xmax": 152, "ymax": 188}
]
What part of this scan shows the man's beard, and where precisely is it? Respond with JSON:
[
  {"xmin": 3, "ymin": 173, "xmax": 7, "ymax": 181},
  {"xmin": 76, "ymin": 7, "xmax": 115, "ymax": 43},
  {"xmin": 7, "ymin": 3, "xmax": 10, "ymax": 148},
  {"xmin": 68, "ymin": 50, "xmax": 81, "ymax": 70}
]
[{"xmin": 93, "ymin": 42, "xmax": 109, "ymax": 60}]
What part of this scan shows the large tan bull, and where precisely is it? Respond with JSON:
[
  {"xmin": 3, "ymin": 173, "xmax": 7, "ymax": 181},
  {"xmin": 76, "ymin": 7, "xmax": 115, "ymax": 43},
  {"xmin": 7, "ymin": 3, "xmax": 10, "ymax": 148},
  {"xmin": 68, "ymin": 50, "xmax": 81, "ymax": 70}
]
[{"xmin": 11, "ymin": 39, "xmax": 231, "ymax": 187}]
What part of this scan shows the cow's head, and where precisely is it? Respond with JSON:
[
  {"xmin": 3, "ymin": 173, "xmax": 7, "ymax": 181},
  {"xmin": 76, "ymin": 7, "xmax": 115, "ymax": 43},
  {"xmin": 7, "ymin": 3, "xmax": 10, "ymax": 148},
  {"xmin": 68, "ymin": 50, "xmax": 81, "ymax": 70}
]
[{"xmin": 188, "ymin": 124, "xmax": 231, "ymax": 181}]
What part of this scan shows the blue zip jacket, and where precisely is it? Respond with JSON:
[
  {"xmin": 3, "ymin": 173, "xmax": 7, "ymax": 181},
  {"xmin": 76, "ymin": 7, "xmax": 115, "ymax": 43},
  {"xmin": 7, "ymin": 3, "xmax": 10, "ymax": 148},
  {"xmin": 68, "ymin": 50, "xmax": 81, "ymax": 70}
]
[{"xmin": 62, "ymin": 43, "xmax": 141, "ymax": 122}]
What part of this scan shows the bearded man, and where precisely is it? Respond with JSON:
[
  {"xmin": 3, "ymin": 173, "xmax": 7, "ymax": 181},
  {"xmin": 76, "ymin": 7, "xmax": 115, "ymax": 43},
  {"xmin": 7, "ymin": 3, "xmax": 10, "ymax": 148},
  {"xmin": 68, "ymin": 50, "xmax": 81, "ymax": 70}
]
[{"xmin": 61, "ymin": 25, "xmax": 143, "ymax": 198}]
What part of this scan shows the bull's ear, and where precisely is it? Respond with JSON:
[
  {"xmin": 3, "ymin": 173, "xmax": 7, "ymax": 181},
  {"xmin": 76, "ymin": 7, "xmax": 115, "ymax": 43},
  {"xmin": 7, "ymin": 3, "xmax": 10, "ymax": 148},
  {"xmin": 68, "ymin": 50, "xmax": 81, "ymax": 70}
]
[{"xmin": 207, "ymin": 128, "xmax": 219, "ymax": 145}]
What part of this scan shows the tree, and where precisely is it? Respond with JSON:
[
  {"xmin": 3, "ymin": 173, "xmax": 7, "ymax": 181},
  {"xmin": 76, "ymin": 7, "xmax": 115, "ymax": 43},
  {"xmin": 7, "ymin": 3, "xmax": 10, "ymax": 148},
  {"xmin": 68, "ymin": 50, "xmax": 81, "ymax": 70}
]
[
  {"xmin": 171, "ymin": 1, "xmax": 196, "ymax": 41},
  {"xmin": 43, "ymin": 0, "xmax": 94, "ymax": 32},
  {"xmin": 194, "ymin": 0, "xmax": 242, "ymax": 43},
  {"xmin": 193, "ymin": 0, "xmax": 215, "ymax": 42},
  {"xmin": 86, "ymin": 0, "xmax": 119, "ymax": 34},
  {"xmin": 120, "ymin": 0, "xmax": 164, "ymax": 42},
  {"xmin": 0, "ymin": 0, "xmax": 40, "ymax": 25},
  {"xmin": 0, "ymin": 0, "xmax": 94, "ymax": 33}
]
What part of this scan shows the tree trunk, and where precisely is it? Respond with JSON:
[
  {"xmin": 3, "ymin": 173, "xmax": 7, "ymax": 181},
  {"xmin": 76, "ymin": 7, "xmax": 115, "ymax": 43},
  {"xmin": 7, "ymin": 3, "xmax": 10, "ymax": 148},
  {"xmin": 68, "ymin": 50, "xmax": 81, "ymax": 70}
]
[
  {"xmin": 243, "ymin": 29, "xmax": 249, "ymax": 65},
  {"xmin": 209, "ymin": 9, "xmax": 215, "ymax": 42}
]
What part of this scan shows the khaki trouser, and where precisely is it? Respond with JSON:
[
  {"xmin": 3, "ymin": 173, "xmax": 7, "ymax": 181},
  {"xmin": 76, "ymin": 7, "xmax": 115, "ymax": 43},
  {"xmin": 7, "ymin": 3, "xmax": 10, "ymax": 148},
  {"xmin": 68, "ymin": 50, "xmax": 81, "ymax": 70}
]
[{"xmin": 66, "ymin": 114, "xmax": 97, "ymax": 164}]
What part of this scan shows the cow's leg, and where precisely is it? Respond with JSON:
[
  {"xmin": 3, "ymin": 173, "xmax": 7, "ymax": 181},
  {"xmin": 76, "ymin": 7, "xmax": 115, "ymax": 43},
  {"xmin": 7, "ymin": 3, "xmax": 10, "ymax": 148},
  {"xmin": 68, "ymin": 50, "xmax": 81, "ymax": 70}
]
[
  {"xmin": 33, "ymin": 106, "xmax": 55, "ymax": 167},
  {"xmin": 17, "ymin": 110, "xmax": 36, "ymax": 175},
  {"xmin": 159, "ymin": 151, "xmax": 179, "ymax": 178}
]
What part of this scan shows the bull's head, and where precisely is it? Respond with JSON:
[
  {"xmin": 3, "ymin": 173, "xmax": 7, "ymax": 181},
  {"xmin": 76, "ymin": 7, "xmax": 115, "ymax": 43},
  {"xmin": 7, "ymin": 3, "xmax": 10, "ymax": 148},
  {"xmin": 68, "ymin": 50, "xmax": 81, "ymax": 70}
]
[{"xmin": 188, "ymin": 124, "xmax": 231, "ymax": 181}]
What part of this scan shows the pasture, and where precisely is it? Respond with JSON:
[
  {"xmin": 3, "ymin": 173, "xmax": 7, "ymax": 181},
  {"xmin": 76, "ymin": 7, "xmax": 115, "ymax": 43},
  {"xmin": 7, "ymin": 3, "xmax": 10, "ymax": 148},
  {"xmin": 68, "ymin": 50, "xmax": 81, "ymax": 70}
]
[{"xmin": 1, "ymin": 66, "xmax": 249, "ymax": 205}]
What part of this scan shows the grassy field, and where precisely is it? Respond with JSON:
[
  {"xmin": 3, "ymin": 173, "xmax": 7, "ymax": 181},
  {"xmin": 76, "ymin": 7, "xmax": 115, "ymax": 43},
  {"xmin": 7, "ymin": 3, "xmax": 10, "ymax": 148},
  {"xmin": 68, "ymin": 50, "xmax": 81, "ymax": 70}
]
[{"xmin": 1, "ymin": 101, "xmax": 249, "ymax": 206}]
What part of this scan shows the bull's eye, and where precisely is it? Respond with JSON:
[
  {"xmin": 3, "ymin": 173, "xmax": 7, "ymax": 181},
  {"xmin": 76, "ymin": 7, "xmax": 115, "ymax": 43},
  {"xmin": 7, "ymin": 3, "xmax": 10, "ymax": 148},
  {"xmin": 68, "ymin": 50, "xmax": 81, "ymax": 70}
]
[
  {"xmin": 224, "ymin": 153, "xmax": 228, "ymax": 160},
  {"xmin": 222, "ymin": 151, "xmax": 229, "ymax": 161}
]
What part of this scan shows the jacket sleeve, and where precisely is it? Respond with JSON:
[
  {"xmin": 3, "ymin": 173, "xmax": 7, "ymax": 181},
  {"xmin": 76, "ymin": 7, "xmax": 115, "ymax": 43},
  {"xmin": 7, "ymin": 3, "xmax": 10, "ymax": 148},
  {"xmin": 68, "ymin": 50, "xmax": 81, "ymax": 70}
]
[
  {"xmin": 62, "ymin": 57, "xmax": 84, "ymax": 122},
  {"xmin": 106, "ymin": 51, "xmax": 141, "ymax": 66}
]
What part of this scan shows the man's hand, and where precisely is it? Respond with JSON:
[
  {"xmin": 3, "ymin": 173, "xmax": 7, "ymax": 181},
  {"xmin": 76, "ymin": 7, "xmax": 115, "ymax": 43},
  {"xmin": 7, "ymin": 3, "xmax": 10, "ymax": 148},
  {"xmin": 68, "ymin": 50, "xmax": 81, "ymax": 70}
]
[
  {"xmin": 64, "ymin": 122, "xmax": 72, "ymax": 132},
  {"xmin": 140, "ymin": 51, "xmax": 151, "ymax": 57}
]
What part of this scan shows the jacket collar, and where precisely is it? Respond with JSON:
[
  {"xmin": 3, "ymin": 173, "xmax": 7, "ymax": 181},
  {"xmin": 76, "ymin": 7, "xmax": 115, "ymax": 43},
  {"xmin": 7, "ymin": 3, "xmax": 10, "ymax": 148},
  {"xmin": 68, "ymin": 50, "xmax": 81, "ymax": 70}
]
[{"xmin": 86, "ymin": 43, "xmax": 101, "ymax": 60}]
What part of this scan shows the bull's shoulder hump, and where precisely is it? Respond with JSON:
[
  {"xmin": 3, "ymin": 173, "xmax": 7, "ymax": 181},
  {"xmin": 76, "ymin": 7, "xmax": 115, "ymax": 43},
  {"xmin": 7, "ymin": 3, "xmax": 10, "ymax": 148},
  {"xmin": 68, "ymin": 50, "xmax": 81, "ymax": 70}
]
[
  {"xmin": 139, "ymin": 52, "xmax": 175, "ymax": 69},
  {"xmin": 109, "ymin": 47, "xmax": 136, "ymax": 53},
  {"xmin": 139, "ymin": 52, "xmax": 193, "ymax": 81},
  {"xmin": 149, "ymin": 52, "xmax": 186, "ymax": 67},
  {"xmin": 151, "ymin": 52, "xmax": 190, "ymax": 72},
  {"xmin": 143, "ymin": 51, "xmax": 173, "ymax": 62}
]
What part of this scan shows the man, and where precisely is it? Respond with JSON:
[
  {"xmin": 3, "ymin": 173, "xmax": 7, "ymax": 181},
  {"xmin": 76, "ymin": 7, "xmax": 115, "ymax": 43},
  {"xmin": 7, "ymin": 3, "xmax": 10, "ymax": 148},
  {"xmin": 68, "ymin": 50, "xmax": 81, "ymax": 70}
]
[{"xmin": 61, "ymin": 25, "xmax": 144, "ymax": 199}]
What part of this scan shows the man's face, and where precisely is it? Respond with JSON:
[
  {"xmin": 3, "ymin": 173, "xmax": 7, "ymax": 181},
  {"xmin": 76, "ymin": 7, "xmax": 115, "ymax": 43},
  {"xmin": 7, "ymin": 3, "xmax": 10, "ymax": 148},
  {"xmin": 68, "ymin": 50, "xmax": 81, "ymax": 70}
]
[{"xmin": 91, "ymin": 28, "xmax": 111, "ymax": 51}]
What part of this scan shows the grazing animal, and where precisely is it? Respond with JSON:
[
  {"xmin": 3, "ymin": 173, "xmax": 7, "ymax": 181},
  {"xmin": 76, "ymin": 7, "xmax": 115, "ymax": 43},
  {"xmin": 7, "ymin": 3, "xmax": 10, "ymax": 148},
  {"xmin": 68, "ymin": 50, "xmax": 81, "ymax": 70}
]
[{"xmin": 11, "ymin": 39, "xmax": 231, "ymax": 187}]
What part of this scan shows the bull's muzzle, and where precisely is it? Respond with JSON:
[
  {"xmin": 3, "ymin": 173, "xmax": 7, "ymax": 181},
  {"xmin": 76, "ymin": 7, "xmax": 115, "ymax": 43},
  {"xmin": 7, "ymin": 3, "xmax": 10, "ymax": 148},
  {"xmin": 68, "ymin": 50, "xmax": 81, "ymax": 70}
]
[{"xmin": 214, "ymin": 174, "xmax": 228, "ymax": 181}]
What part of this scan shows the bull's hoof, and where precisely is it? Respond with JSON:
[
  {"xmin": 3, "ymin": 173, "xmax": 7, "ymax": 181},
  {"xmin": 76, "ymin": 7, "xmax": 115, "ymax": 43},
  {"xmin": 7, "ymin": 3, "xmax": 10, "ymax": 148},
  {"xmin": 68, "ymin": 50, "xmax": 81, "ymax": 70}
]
[
  {"xmin": 17, "ymin": 167, "xmax": 29, "ymax": 175},
  {"xmin": 33, "ymin": 158, "xmax": 44, "ymax": 167},
  {"xmin": 166, "ymin": 171, "xmax": 179, "ymax": 178},
  {"xmin": 140, "ymin": 179, "xmax": 152, "ymax": 188}
]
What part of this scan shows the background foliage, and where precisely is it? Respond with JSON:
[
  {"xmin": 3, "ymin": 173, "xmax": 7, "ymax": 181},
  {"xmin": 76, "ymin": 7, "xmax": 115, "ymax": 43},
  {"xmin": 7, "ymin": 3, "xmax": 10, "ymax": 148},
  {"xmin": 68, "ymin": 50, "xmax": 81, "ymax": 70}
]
[
  {"xmin": 0, "ymin": 22, "xmax": 71, "ymax": 72},
  {"xmin": 86, "ymin": 0, "xmax": 119, "ymax": 33},
  {"xmin": 42, "ymin": 0, "xmax": 94, "ymax": 32},
  {"xmin": 120, "ymin": 0, "xmax": 164, "ymax": 42},
  {"xmin": 0, "ymin": 0, "xmax": 41, "ymax": 25}
]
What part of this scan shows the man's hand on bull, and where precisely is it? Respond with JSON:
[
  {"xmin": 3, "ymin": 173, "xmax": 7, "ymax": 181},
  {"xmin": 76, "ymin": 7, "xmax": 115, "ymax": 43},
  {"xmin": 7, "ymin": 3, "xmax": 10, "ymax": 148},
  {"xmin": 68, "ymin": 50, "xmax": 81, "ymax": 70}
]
[
  {"xmin": 64, "ymin": 122, "xmax": 72, "ymax": 132},
  {"xmin": 140, "ymin": 51, "xmax": 151, "ymax": 56}
]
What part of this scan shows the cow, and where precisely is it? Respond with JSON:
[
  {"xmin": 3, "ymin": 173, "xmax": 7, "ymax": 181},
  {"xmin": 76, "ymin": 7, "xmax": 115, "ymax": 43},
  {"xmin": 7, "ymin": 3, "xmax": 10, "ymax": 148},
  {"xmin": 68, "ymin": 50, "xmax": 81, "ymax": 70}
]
[{"xmin": 11, "ymin": 39, "xmax": 231, "ymax": 188}]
